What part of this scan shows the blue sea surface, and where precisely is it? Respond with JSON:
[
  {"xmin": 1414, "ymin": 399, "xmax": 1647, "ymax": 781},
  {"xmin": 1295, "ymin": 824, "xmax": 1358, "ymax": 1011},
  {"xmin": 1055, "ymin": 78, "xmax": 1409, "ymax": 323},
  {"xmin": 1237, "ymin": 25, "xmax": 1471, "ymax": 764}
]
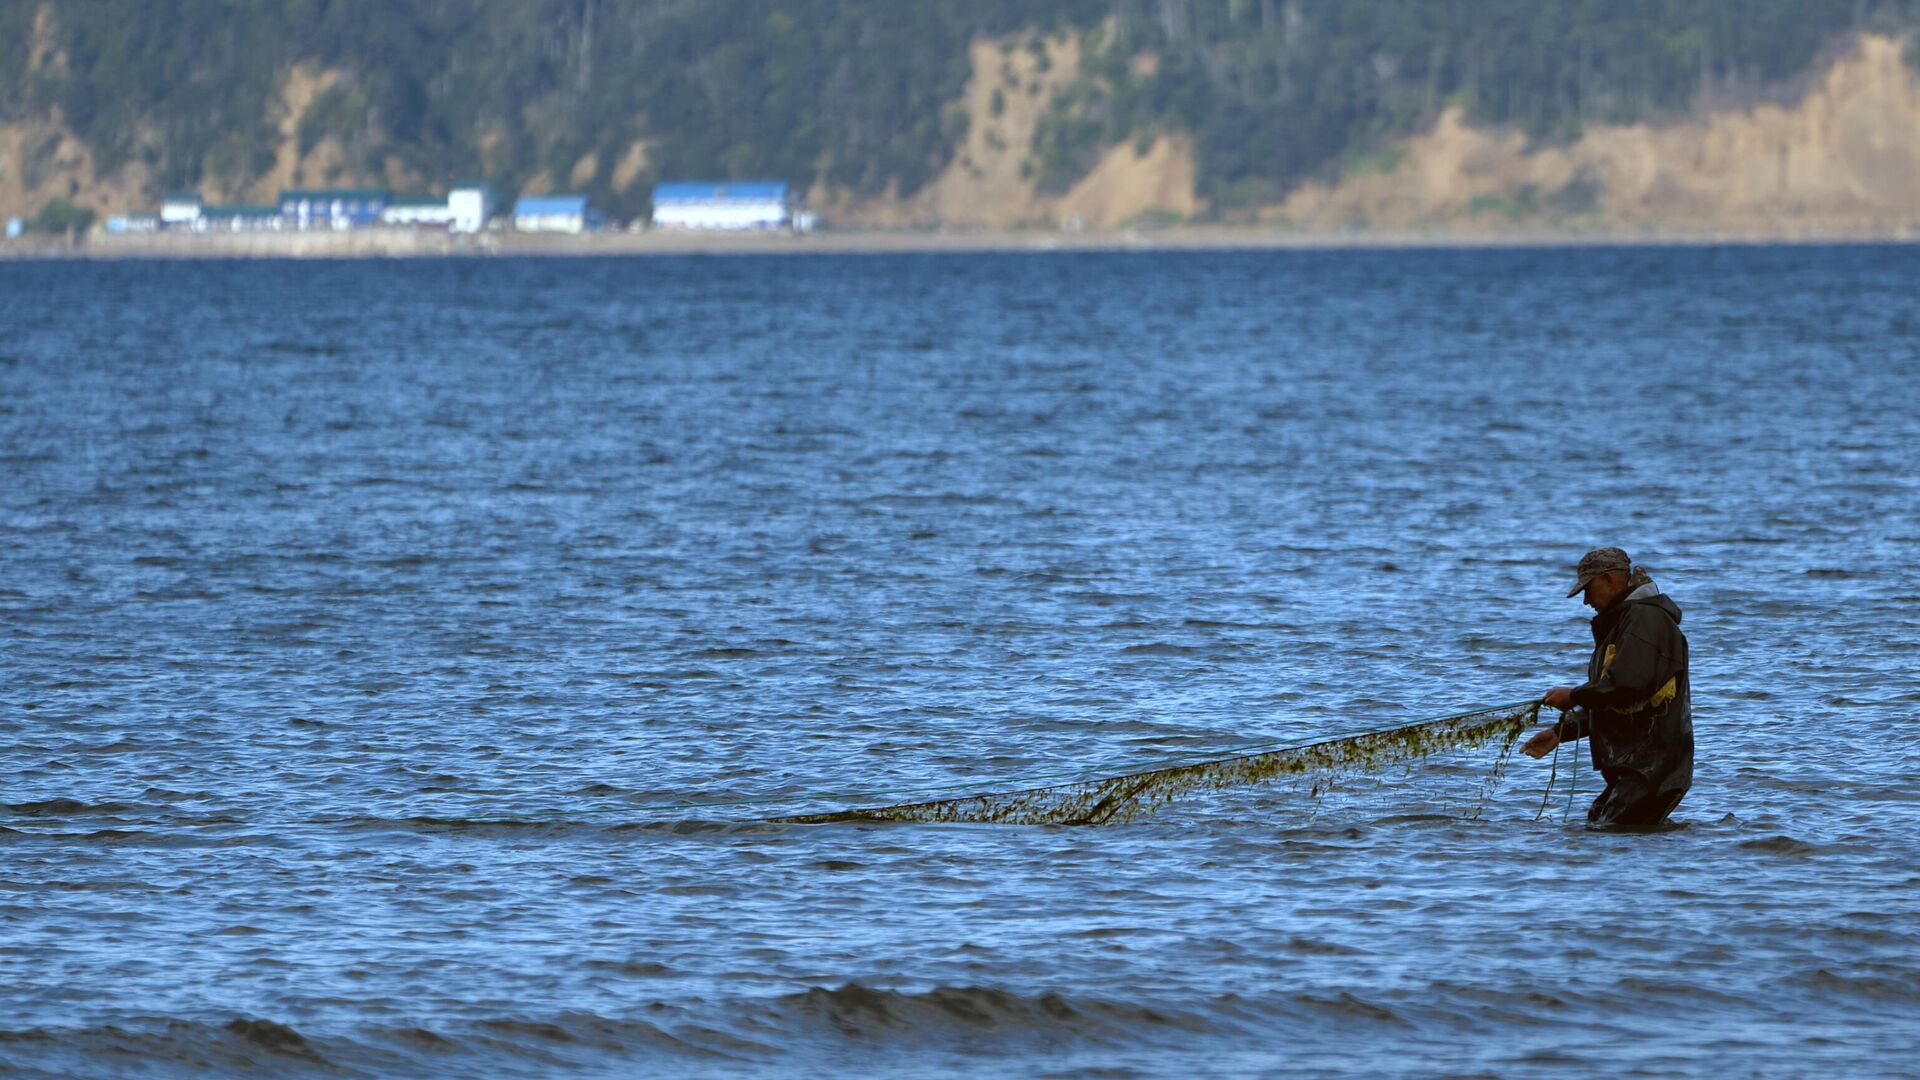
[{"xmin": 2, "ymin": 247, "xmax": 1918, "ymax": 1077}]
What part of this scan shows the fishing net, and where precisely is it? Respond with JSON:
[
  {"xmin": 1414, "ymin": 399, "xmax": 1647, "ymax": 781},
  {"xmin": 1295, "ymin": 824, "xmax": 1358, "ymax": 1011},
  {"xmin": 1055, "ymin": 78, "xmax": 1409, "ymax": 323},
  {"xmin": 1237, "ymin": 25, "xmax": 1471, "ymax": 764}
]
[{"xmin": 773, "ymin": 700, "xmax": 1541, "ymax": 826}]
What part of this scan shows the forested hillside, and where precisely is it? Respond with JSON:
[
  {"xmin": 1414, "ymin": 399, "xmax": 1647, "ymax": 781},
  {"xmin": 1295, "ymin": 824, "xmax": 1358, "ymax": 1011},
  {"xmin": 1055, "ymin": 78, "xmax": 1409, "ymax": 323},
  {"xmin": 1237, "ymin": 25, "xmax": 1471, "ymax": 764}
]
[{"xmin": 3, "ymin": 0, "xmax": 1918, "ymax": 221}]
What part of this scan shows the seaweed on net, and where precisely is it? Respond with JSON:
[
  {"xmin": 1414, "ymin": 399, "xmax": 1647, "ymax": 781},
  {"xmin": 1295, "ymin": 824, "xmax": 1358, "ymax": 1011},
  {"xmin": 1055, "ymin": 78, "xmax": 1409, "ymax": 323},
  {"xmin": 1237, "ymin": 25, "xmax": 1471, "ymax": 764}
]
[{"xmin": 773, "ymin": 701, "xmax": 1540, "ymax": 826}]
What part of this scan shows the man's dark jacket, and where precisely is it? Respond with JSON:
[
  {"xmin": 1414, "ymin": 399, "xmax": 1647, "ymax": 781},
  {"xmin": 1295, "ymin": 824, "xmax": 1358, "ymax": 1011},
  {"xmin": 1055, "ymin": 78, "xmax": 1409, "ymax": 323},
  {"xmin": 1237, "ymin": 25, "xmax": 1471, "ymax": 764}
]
[{"xmin": 1554, "ymin": 583, "xmax": 1693, "ymax": 804}]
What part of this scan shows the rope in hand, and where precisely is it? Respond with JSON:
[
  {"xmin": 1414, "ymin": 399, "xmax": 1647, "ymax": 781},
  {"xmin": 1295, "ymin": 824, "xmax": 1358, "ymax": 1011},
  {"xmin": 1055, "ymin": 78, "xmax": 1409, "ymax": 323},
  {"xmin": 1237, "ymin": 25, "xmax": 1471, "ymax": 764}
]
[
  {"xmin": 1529, "ymin": 706, "xmax": 1583, "ymax": 825},
  {"xmin": 1564, "ymin": 718, "xmax": 1579, "ymax": 824},
  {"xmin": 1534, "ymin": 710, "xmax": 1561, "ymax": 822}
]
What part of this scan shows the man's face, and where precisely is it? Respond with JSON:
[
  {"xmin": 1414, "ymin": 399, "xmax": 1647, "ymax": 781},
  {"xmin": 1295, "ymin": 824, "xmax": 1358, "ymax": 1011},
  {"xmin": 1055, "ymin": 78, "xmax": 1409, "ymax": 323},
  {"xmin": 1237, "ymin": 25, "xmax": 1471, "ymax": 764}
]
[{"xmin": 1582, "ymin": 569, "xmax": 1630, "ymax": 611}]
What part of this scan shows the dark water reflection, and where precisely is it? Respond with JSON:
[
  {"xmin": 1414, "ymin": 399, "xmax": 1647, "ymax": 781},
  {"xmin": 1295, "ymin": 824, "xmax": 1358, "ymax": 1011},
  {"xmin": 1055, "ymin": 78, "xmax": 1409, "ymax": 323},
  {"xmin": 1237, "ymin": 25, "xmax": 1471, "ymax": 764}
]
[{"xmin": 2, "ymin": 247, "xmax": 1917, "ymax": 1077}]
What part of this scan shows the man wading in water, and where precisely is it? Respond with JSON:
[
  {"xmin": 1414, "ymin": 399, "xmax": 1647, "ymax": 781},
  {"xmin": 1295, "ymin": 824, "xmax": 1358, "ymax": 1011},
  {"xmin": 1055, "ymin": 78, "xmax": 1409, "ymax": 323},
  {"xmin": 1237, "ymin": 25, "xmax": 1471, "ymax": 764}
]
[{"xmin": 1523, "ymin": 547, "xmax": 1694, "ymax": 827}]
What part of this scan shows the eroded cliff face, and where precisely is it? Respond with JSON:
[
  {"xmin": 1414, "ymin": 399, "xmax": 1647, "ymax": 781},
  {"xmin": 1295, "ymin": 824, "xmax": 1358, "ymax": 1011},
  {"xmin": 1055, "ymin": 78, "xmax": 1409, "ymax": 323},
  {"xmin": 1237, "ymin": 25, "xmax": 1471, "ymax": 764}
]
[
  {"xmin": 815, "ymin": 33, "xmax": 1200, "ymax": 231},
  {"xmin": 823, "ymin": 31, "xmax": 1920, "ymax": 236},
  {"xmin": 0, "ymin": 62, "xmax": 368, "ymax": 220},
  {"xmin": 1274, "ymin": 34, "xmax": 1920, "ymax": 236},
  {"xmin": 233, "ymin": 64, "xmax": 354, "ymax": 204},
  {"xmin": 0, "ymin": 5, "xmax": 148, "ymax": 223}
]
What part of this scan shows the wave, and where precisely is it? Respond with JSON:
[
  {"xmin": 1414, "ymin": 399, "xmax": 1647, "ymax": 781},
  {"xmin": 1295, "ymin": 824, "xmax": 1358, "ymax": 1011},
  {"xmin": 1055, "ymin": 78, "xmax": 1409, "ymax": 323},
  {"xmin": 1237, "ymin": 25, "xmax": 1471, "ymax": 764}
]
[
  {"xmin": 1789, "ymin": 967, "xmax": 1920, "ymax": 1003},
  {"xmin": 1737, "ymin": 834, "xmax": 1822, "ymax": 856},
  {"xmin": 0, "ymin": 1013, "xmax": 700, "ymax": 1077},
  {"xmin": 0, "ymin": 1017, "xmax": 337, "ymax": 1077},
  {"xmin": 12, "ymin": 973, "xmax": 1886, "ymax": 1077},
  {"xmin": 755, "ymin": 983, "xmax": 1219, "ymax": 1043},
  {"xmin": 5, "ymin": 798, "xmax": 147, "ymax": 816},
  {"xmin": 0, "ymin": 989, "xmax": 1229, "ymax": 1076}
]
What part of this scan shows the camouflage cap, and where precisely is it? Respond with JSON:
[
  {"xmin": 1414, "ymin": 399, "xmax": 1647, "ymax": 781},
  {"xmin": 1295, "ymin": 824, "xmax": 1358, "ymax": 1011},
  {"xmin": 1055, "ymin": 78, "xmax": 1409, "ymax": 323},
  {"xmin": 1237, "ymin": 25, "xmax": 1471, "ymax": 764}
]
[{"xmin": 1567, "ymin": 546, "xmax": 1632, "ymax": 598}]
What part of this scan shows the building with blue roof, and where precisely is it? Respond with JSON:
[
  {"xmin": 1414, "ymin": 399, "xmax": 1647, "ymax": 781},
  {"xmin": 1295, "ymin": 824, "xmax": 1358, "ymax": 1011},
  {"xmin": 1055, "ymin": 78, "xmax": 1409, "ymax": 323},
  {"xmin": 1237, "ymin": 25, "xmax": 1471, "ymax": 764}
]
[
  {"xmin": 651, "ymin": 181, "xmax": 795, "ymax": 231},
  {"xmin": 514, "ymin": 195, "xmax": 595, "ymax": 233}
]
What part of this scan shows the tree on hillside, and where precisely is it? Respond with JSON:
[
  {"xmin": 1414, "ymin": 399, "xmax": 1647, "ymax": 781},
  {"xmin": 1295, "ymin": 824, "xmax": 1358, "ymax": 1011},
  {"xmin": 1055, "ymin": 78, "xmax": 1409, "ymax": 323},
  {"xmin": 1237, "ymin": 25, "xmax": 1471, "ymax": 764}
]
[{"xmin": 30, "ymin": 196, "xmax": 94, "ymax": 234}]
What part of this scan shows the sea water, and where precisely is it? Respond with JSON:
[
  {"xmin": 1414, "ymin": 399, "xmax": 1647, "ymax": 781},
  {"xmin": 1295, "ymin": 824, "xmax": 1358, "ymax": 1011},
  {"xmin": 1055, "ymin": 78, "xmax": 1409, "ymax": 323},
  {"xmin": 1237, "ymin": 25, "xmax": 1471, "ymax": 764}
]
[{"xmin": 2, "ymin": 247, "xmax": 1917, "ymax": 1077}]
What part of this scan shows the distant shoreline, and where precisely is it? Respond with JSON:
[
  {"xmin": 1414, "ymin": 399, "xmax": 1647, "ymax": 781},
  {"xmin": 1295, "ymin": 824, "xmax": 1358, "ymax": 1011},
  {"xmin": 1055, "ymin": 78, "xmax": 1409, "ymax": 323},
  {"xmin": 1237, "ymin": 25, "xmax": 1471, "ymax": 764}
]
[{"xmin": 4, "ymin": 224, "xmax": 1918, "ymax": 260}]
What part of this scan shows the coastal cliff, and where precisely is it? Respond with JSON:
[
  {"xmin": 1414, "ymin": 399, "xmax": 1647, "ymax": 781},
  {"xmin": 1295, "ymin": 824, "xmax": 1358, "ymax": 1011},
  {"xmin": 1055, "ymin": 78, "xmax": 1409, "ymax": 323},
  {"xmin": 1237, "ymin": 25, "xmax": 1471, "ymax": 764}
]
[{"xmin": 3, "ymin": 2, "xmax": 1918, "ymax": 241}]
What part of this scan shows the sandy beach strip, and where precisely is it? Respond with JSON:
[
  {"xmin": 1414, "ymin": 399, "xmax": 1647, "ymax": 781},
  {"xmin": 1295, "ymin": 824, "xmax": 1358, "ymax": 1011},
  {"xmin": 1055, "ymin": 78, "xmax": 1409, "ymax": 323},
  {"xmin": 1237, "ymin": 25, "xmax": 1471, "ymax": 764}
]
[{"xmin": 4, "ymin": 223, "xmax": 1918, "ymax": 260}]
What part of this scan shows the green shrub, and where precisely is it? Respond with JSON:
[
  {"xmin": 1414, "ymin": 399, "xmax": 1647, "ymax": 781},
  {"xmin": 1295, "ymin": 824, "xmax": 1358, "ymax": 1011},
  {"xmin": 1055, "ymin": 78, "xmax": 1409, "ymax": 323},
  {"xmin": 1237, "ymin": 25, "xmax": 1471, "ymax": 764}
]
[{"xmin": 31, "ymin": 196, "xmax": 94, "ymax": 234}]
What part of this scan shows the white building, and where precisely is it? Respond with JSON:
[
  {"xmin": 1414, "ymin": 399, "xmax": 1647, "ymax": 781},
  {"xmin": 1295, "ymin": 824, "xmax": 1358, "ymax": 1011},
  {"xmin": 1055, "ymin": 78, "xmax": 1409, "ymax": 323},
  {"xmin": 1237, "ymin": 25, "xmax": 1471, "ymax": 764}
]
[
  {"xmin": 449, "ymin": 184, "xmax": 494, "ymax": 233},
  {"xmin": 278, "ymin": 188, "xmax": 390, "ymax": 229},
  {"xmin": 513, "ymin": 195, "xmax": 591, "ymax": 233},
  {"xmin": 651, "ymin": 181, "xmax": 793, "ymax": 230},
  {"xmin": 201, "ymin": 205, "xmax": 283, "ymax": 232},
  {"xmin": 159, "ymin": 191, "xmax": 203, "ymax": 228},
  {"xmin": 381, "ymin": 197, "xmax": 457, "ymax": 228}
]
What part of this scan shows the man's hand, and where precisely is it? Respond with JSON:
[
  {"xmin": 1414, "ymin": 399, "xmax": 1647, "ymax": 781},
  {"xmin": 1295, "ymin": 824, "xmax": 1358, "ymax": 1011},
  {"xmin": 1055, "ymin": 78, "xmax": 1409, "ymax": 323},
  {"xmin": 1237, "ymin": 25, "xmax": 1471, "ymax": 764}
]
[
  {"xmin": 1521, "ymin": 725, "xmax": 1561, "ymax": 759},
  {"xmin": 1541, "ymin": 686, "xmax": 1574, "ymax": 711}
]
